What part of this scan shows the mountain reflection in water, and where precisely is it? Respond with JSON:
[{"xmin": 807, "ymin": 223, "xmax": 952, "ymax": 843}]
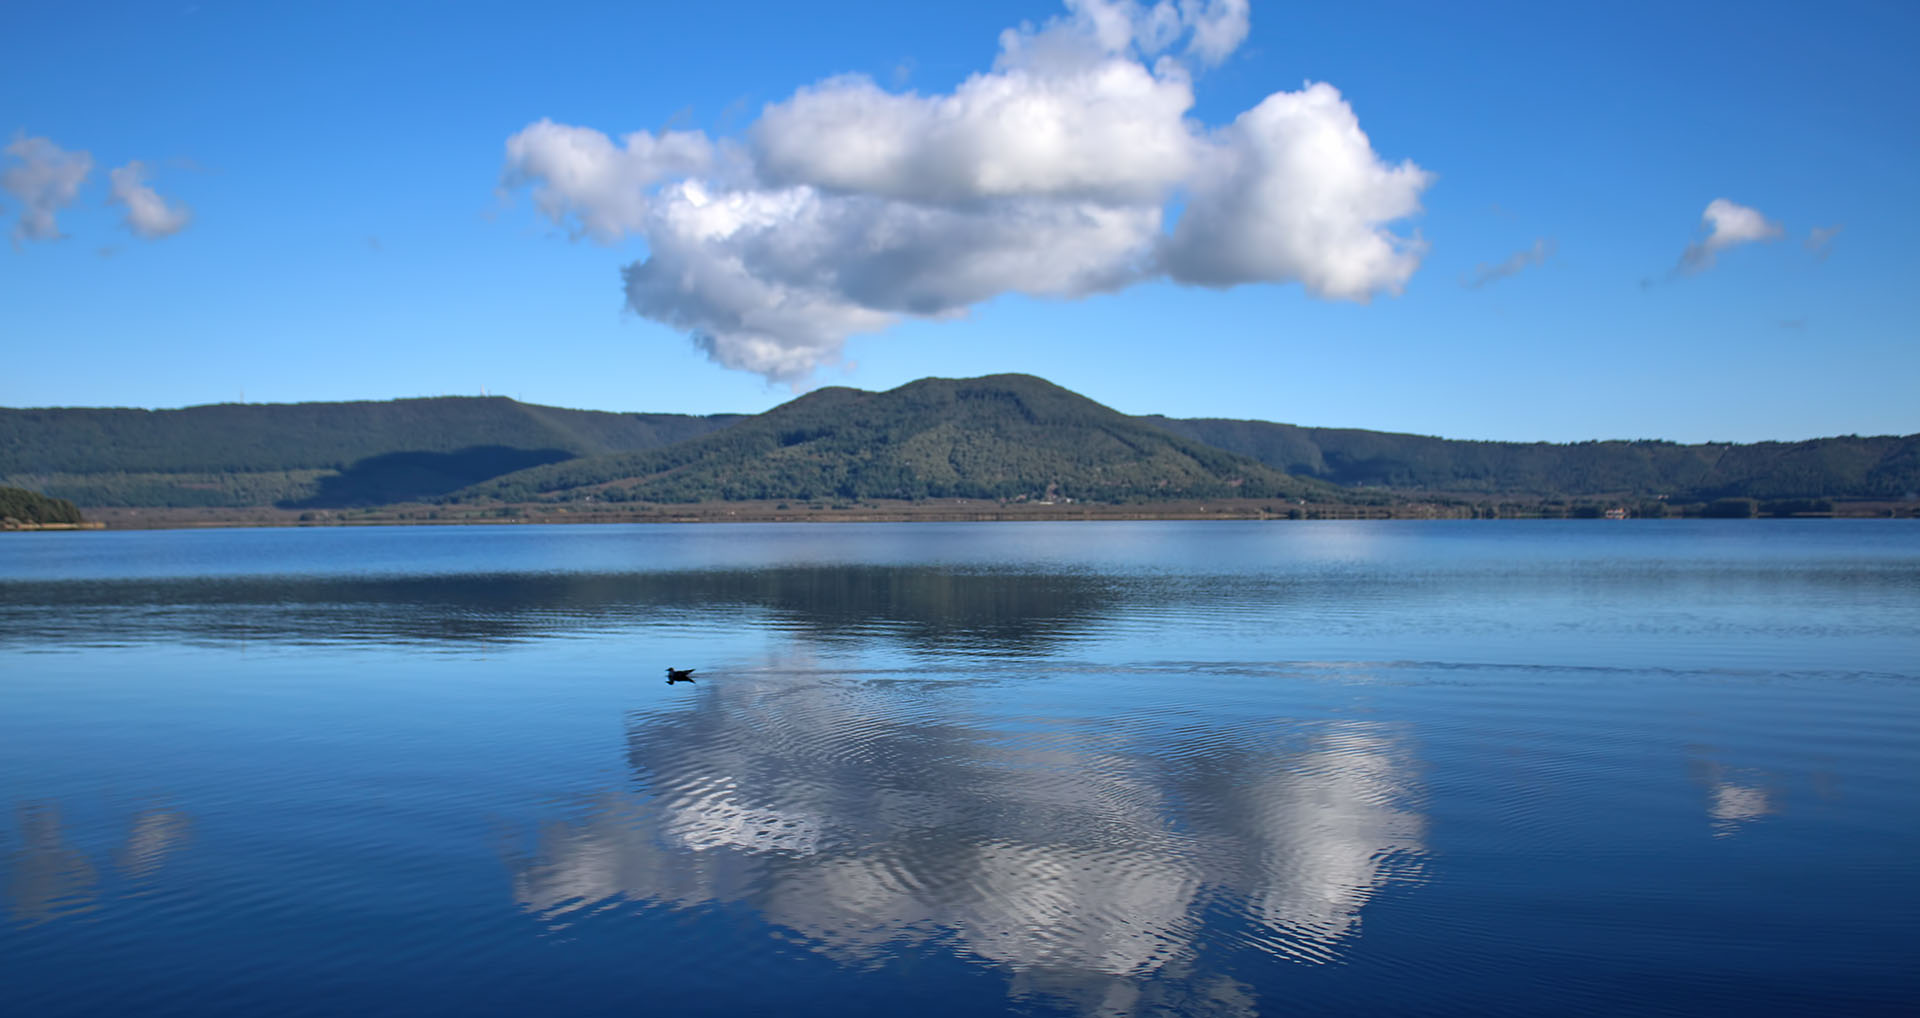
[
  {"xmin": 0, "ymin": 567, "xmax": 1156, "ymax": 653},
  {"xmin": 507, "ymin": 669, "xmax": 1425, "ymax": 1001}
]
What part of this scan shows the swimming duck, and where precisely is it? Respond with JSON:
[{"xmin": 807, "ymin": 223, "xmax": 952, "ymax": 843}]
[{"xmin": 665, "ymin": 667, "xmax": 696, "ymax": 684}]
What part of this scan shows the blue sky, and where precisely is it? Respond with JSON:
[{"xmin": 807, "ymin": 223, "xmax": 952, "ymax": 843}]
[{"xmin": 3, "ymin": 0, "xmax": 1915, "ymax": 443}]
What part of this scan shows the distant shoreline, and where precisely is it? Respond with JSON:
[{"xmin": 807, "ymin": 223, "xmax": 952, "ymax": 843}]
[{"xmin": 71, "ymin": 498, "xmax": 1915, "ymax": 531}]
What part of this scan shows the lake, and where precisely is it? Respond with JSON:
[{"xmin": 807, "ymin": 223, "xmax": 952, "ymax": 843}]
[{"xmin": 2, "ymin": 520, "xmax": 1916, "ymax": 1016}]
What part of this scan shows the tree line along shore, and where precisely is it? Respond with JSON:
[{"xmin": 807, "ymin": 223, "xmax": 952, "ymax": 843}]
[{"xmin": 73, "ymin": 495, "xmax": 1914, "ymax": 531}]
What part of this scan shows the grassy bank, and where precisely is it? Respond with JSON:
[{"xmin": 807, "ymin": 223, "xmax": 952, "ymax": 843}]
[{"xmin": 74, "ymin": 496, "xmax": 1917, "ymax": 530}]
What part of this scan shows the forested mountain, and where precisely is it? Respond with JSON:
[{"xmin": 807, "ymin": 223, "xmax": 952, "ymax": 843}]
[
  {"xmin": 4, "ymin": 380, "xmax": 1914, "ymax": 510},
  {"xmin": 458, "ymin": 375, "xmax": 1335, "ymax": 504},
  {"xmin": 0, "ymin": 397, "xmax": 740, "ymax": 473},
  {"xmin": 0, "ymin": 398, "xmax": 741, "ymax": 507},
  {"xmin": 1144, "ymin": 417, "xmax": 1920, "ymax": 501}
]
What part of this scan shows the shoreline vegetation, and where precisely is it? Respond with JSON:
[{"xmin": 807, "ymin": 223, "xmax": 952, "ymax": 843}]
[
  {"xmin": 78, "ymin": 496, "xmax": 1916, "ymax": 531},
  {"xmin": 0, "ymin": 485, "xmax": 90, "ymax": 530}
]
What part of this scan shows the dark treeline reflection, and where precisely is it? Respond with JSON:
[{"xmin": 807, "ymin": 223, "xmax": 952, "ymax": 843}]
[
  {"xmin": 0, "ymin": 567, "xmax": 1178, "ymax": 652},
  {"xmin": 504, "ymin": 674, "xmax": 1426, "ymax": 1016}
]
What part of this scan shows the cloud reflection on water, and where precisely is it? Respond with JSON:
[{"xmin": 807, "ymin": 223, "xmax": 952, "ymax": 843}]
[
  {"xmin": 4, "ymin": 804, "xmax": 99, "ymax": 926},
  {"xmin": 3, "ymin": 803, "xmax": 192, "ymax": 926},
  {"xmin": 1688, "ymin": 754, "xmax": 1779, "ymax": 839},
  {"xmin": 1708, "ymin": 781, "xmax": 1774, "ymax": 837},
  {"xmin": 506, "ymin": 670, "xmax": 1425, "ymax": 1011}
]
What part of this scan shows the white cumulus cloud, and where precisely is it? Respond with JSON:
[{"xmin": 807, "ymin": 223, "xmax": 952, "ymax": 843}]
[
  {"xmin": 502, "ymin": 0, "xmax": 1430, "ymax": 383},
  {"xmin": 1680, "ymin": 198, "xmax": 1782, "ymax": 272},
  {"xmin": 502, "ymin": 119, "xmax": 715, "ymax": 242},
  {"xmin": 750, "ymin": 60, "xmax": 1199, "ymax": 205},
  {"xmin": 2, "ymin": 135, "xmax": 93, "ymax": 245},
  {"xmin": 107, "ymin": 161, "xmax": 192, "ymax": 238},
  {"xmin": 1179, "ymin": 0, "xmax": 1251, "ymax": 64},
  {"xmin": 1162, "ymin": 82, "xmax": 1430, "ymax": 299}
]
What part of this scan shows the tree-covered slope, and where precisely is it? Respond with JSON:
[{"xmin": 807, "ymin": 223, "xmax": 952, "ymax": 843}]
[
  {"xmin": 0, "ymin": 398, "xmax": 743, "ymax": 506},
  {"xmin": 0, "ymin": 397, "xmax": 742, "ymax": 474},
  {"xmin": 0, "ymin": 485, "xmax": 84, "ymax": 526},
  {"xmin": 1145, "ymin": 417, "xmax": 1920, "ymax": 500},
  {"xmin": 459, "ymin": 375, "xmax": 1337, "ymax": 504},
  {"xmin": 9, "ymin": 383, "xmax": 1912, "ymax": 510}
]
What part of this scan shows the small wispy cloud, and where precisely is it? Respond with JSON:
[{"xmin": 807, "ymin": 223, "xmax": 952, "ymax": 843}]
[
  {"xmin": 1804, "ymin": 224, "xmax": 1842, "ymax": 260},
  {"xmin": 2, "ymin": 134, "xmax": 93, "ymax": 245},
  {"xmin": 107, "ymin": 160, "xmax": 192, "ymax": 238},
  {"xmin": 1679, "ymin": 198, "xmax": 1782, "ymax": 273},
  {"xmin": 889, "ymin": 58, "xmax": 916, "ymax": 90},
  {"xmin": 1464, "ymin": 237, "xmax": 1554, "ymax": 289}
]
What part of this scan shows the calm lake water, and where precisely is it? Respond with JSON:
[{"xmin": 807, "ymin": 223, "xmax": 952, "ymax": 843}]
[{"xmin": 3, "ymin": 520, "xmax": 1916, "ymax": 1016}]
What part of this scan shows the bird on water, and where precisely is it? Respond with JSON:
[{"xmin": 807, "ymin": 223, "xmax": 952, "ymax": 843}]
[{"xmin": 665, "ymin": 667, "xmax": 695, "ymax": 684}]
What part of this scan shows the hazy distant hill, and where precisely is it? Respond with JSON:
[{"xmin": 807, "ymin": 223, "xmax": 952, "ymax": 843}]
[
  {"xmin": 458, "ymin": 375, "xmax": 1335, "ymax": 504},
  {"xmin": 1144, "ymin": 417, "xmax": 1920, "ymax": 501},
  {"xmin": 0, "ymin": 398, "xmax": 741, "ymax": 507}
]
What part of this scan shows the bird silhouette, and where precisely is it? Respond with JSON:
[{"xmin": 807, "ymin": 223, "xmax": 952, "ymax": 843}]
[{"xmin": 665, "ymin": 667, "xmax": 696, "ymax": 684}]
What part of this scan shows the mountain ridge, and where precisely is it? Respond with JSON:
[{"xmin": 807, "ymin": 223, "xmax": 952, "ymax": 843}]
[
  {"xmin": 3, "ymin": 377, "xmax": 1915, "ymax": 508},
  {"xmin": 0, "ymin": 397, "xmax": 742, "ymax": 507},
  {"xmin": 1145, "ymin": 416, "xmax": 1920, "ymax": 501},
  {"xmin": 456, "ymin": 374, "xmax": 1337, "ymax": 504}
]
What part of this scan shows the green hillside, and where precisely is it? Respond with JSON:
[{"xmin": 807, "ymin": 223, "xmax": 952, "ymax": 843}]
[
  {"xmin": 458, "ymin": 375, "xmax": 1337, "ymax": 504},
  {"xmin": 1145, "ymin": 417, "xmax": 1920, "ymax": 501},
  {"xmin": 0, "ymin": 485, "xmax": 84, "ymax": 526},
  {"xmin": 0, "ymin": 397, "xmax": 741, "ymax": 507},
  {"xmin": 6, "ymin": 381, "xmax": 1913, "ymax": 511}
]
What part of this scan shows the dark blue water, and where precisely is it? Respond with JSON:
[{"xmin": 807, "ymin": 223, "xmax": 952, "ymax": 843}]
[{"xmin": 3, "ymin": 521, "xmax": 1916, "ymax": 1016}]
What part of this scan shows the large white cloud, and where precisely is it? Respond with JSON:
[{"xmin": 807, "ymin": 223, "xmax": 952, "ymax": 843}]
[
  {"xmin": 1680, "ymin": 198, "xmax": 1782, "ymax": 272},
  {"xmin": 1161, "ymin": 83, "xmax": 1430, "ymax": 299},
  {"xmin": 750, "ymin": 61, "xmax": 1198, "ymax": 206},
  {"xmin": 501, "ymin": 118, "xmax": 715, "ymax": 242},
  {"xmin": 502, "ymin": 0, "xmax": 1429, "ymax": 382},
  {"xmin": 622, "ymin": 182, "xmax": 1161, "ymax": 381},
  {"xmin": 107, "ymin": 161, "xmax": 192, "ymax": 239},
  {"xmin": 2, "ymin": 135, "xmax": 93, "ymax": 244}
]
